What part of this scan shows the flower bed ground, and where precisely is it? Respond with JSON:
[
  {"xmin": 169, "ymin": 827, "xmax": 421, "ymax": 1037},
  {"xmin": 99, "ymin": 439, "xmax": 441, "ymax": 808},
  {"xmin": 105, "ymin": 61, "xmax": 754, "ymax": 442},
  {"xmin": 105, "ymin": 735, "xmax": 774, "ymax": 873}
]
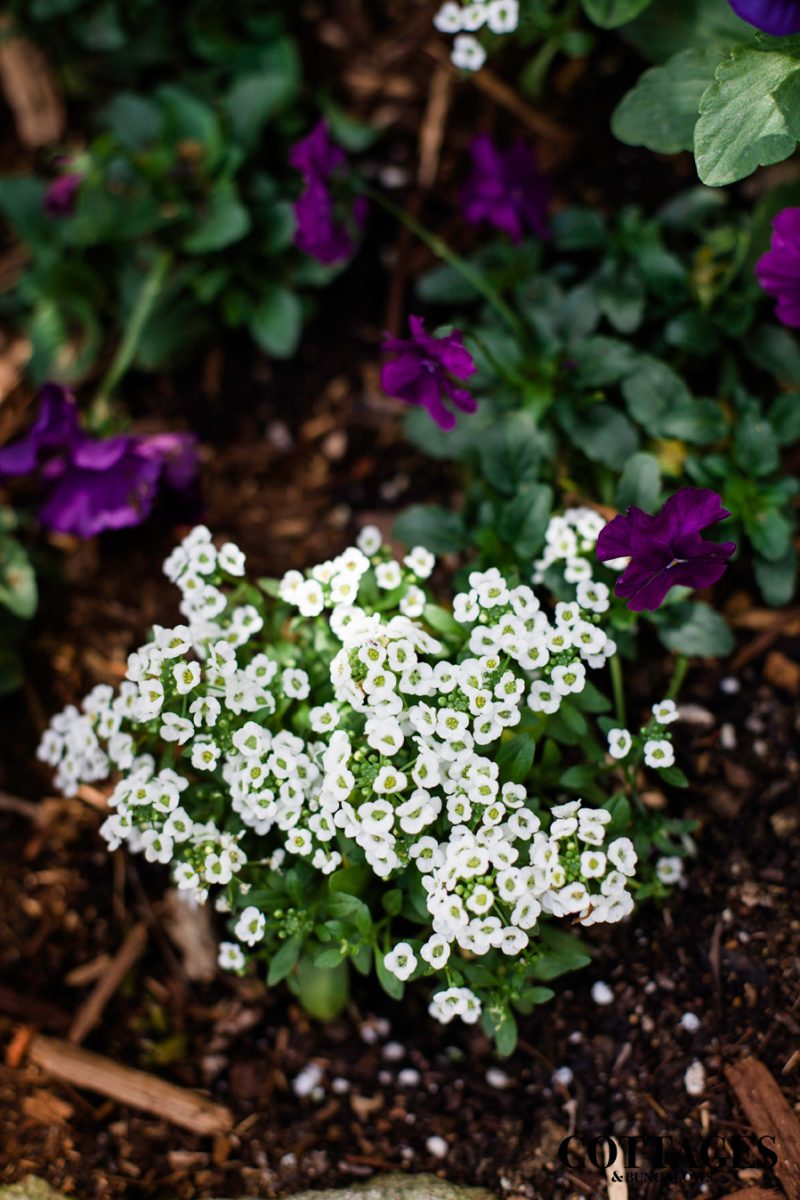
[{"xmin": 0, "ymin": 361, "xmax": 798, "ymax": 1199}]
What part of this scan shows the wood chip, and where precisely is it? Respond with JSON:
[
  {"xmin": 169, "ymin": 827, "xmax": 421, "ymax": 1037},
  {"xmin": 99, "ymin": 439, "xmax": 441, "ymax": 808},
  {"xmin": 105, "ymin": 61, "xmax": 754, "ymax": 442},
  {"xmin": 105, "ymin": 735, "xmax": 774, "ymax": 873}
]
[
  {"xmin": 763, "ymin": 651, "xmax": 800, "ymax": 695},
  {"xmin": 26, "ymin": 1033, "xmax": 233, "ymax": 1135},
  {"xmin": 68, "ymin": 922, "xmax": 148, "ymax": 1044},
  {"xmin": 604, "ymin": 1137, "xmax": 627, "ymax": 1200},
  {"xmin": 22, "ymin": 1088, "xmax": 74, "ymax": 1126},
  {"xmin": 718, "ymin": 1190, "xmax": 782, "ymax": 1200},
  {"xmin": 725, "ymin": 1056, "xmax": 800, "ymax": 1200},
  {"xmin": 161, "ymin": 889, "xmax": 218, "ymax": 982},
  {"xmin": 0, "ymin": 15, "xmax": 64, "ymax": 146}
]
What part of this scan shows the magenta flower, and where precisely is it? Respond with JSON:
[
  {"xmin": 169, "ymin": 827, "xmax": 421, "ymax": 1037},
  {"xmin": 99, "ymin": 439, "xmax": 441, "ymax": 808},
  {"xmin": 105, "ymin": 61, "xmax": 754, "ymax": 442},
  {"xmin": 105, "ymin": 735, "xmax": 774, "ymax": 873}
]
[
  {"xmin": 380, "ymin": 315, "xmax": 477, "ymax": 430},
  {"xmin": 596, "ymin": 488, "xmax": 736, "ymax": 612},
  {"xmin": 0, "ymin": 384, "xmax": 199, "ymax": 539},
  {"xmin": 756, "ymin": 207, "xmax": 800, "ymax": 327},
  {"xmin": 44, "ymin": 173, "xmax": 83, "ymax": 218},
  {"xmin": 290, "ymin": 121, "xmax": 366, "ymax": 265},
  {"xmin": 727, "ymin": 0, "xmax": 800, "ymax": 35},
  {"xmin": 461, "ymin": 135, "xmax": 551, "ymax": 243}
]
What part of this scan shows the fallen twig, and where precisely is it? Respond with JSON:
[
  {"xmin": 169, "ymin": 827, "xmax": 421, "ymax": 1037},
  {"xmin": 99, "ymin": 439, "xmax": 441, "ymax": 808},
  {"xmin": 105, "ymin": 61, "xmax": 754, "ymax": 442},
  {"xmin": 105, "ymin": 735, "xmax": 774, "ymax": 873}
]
[
  {"xmin": 68, "ymin": 922, "xmax": 148, "ymax": 1044},
  {"xmin": 725, "ymin": 1056, "xmax": 800, "ymax": 1200},
  {"xmin": 25, "ymin": 1033, "xmax": 233, "ymax": 1135},
  {"xmin": 0, "ymin": 14, "xmax": 64, "ymax": 146}
]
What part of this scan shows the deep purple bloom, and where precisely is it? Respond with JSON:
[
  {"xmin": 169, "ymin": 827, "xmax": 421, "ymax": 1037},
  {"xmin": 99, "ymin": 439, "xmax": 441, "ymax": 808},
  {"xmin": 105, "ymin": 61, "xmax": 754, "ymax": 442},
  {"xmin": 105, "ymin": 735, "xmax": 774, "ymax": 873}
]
[
  {"xmin": 727, "ymin": 0, "xmax": 800, "ymax": 35},
  {"xmin": 755, "ymin": 207, "xmax": 800, "ymax": 327},
  {"xmin": 380, "ymin": 315, "xmax": 477, "ymax": 431},
  {"xmin": 290, "ymin": 121, "xmax": 366, "ymax": 265},
  {"xmin": 44, "ymin": 173, "xmax": 83, "ymax": 218},
  {"xmin": 461, "ymin": 135, "xmax": 551, "ymax": 243},
  {"xmin": 596, "ymin": 488, "xmax": 736, "ymax": 612},
  {"xmin": 0, "ymin": 383, "xmax": 199, "ymax": 538}
]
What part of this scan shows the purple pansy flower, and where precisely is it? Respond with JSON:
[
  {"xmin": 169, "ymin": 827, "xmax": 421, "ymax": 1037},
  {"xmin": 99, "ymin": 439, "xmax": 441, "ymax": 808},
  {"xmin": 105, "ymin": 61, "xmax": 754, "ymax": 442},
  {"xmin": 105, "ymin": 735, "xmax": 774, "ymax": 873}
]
[
  {"xmin": 755, "ymin": 207, "xmax": 800, "ymax": 327},
  {"xmin": 461, "ymin": 135, "xmax": 551, "ymax": 243},
  {"xmin": 596, "ymin": 487, "xmax": 736, "ymax": 612},
  {"xmin": 380, "ymin": 315, "xmax": 477, "ymax": 431},
  {"xmin": 44, "ymin": 173, "xmax": 83, "ymax": 218},
  {"xmin": 727, "ymin": 0, "xmax": 800, "ymax": 35},
  {"xmin": 0, "ymin": 383, "xmax": 199, "ymax": 539},
  {"xmin": 290, "ymin": 121, "xmax": 366, "ymax": 265}
]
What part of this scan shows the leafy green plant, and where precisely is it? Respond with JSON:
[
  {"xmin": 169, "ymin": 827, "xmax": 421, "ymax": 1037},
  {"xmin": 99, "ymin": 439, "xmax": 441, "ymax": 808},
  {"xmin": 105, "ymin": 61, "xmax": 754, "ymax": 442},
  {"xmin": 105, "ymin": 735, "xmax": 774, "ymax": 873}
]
[
  {"xmin": 0, "ymin": 507, "xmax": 38, "ymax": 694},
  {"xmin": 397, "ymin": 190, "xmax": 799, "ymax": 623},
  {"xmin": 39, "ymin": 522, "xmax": 693, "ymax": 1053}
]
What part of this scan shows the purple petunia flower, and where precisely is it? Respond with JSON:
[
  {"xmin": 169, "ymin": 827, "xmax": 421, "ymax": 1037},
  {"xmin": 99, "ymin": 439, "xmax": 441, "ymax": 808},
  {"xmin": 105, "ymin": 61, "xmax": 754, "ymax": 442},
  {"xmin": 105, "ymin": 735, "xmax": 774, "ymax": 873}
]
[
  {"xmin": 380, "ymin": 315, "xmax": 477, "ymax": 431},
  {"xmin": 0, "ymin": 383, "xmax": 199, "ymax": 539},
  {"xmin": 461, "ymin": 135, "xmax": 551, "ymax": 243},
  {"xmin": 727, "ymin": 0, "xmax": 800, "ymax": 35},
  {"xmin": 290, "ymin": 121, "xmax": 366, "ymax": 265},
  {"xmin": 596, "ymin": 487, "xmax": 736, "ymax": 612},
  {"xmin": 755, "ymin": 207, "xmax": 800, "ymax": 327},
  {"xmin": 44, "ymin": 173, "xmax": 83, "ymax": 218}
]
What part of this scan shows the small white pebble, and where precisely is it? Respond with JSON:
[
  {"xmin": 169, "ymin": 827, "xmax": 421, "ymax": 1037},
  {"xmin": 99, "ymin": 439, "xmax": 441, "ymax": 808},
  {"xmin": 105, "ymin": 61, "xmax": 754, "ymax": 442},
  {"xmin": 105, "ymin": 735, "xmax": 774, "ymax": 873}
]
[
  {"xmin": 382, "ymin": 1041, "xmax": 405, "ymax": 1062},
  {"xmin": 719, "ymin": 723, "xmax": 737, "ymax": 750},
  {"xmin": 720, "ymin": 676, "xmax": 740, "ymax": 694},
  {"xmin": 680, "ymin": 1012, "xmax": 701, "ymax": 1033},
  {"xmin": 684, "ymin": 1060, "xmax": 706, "ymax": 1096},
  {"xmin": 280, "ymin": 1152, "xmax": 297, "ymax": 1168},
  {"xmin": 292, "ymin": 1063, "xmax": 323, "ymax": 1098},
  {"xmin": 378, "ymin": 1070, "xmax": 393, "ymax": 1086},
  {"xmin": 331, "ymin": 1077, "xmax": 350, "ymax": 1094},
  {"xmin": 486, "ymin": 1067, "xmax": 510, "ymax": 1089},
  {"xmin": 568, "ymin": 1030, "xmax": 583, "ymax": 1043},
  {"xmin": 552, "ymin": 1066, "xmax": 573, "ymax": 1087},
  {"xmin": 426, "ymin": 1135, "xmax": 449, "ymax": 1159},
  {"xmin": 591, "ymin": 981, "xmax": 614, "ymax": 1006},
  {"xmin": 397, "ymin": 1068, "xmax": 421, "ymax": 1088}
]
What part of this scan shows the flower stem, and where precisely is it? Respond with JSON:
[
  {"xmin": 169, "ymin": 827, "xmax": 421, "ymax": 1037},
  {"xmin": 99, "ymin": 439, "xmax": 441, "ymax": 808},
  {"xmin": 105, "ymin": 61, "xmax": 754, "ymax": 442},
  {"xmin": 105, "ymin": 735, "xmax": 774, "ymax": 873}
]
[
  {"xmin": 665, "ymin": 653, "xmax": 690, "ymax": 701},
  {"xmin": 609, "ymin": 653, "xmax": 626, "ymax": 728},
  {"xmin": 93, "ymin": 248, "xmax": 172, "ymax": 422},
  {"xmin": 361, "ymin": 184, "xmax": 525, "ymax": 341}
]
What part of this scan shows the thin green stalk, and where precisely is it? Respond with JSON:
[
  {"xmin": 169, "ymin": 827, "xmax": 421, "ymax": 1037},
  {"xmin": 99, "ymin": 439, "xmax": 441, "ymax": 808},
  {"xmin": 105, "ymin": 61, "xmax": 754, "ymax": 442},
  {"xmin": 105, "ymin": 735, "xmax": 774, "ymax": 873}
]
[
  {"xmin": 665, "ymin": 653, "xmax": 690, "ymax": 701},
  {"xmin": 609, "ymin": 653, "xmax": 626, "ymax": 728},
  {"xmin": 93, "ymin": 248, "xmax": 172, "ymax": 421},
  {"xmin": 361, "ymin": 184, "xmax": 525, "ymax": 342}
]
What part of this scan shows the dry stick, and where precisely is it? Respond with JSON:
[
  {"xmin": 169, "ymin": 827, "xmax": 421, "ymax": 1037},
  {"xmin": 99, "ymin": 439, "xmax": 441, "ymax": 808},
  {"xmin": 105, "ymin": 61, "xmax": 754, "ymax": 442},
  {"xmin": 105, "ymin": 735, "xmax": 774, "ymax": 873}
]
[
  {"xmin": 27, "ymin": 1034, "xmax": 233, "ymax": 1135},
  {"xmin": 418, "ymin": 63, "xmax": 452, "ymax": 190},
  {"xmin": 0, "ymin": 15, "xmax": 64, "ymax": 146},
  {"xmin": 725, "ymin": 1056, "xmax": 800, "ymax": 1200},
  {"xmin": 68, "ymin": 921, "xmax": 148, "ymax": 1045}
]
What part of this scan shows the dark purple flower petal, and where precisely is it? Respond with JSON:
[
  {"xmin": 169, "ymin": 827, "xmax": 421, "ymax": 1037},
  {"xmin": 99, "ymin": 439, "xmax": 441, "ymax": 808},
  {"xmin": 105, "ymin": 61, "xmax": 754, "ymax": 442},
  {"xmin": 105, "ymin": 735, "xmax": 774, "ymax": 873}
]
[
  {"xmin": 137, "ymin": 432, "xmax": 200, "ymax": 490},
  {"xmin": 756, "ymin": 207, "xmax": 800, "ymax": 326},
  {"xmin": 728, "ymin": 0, "xmax": 800, "ymax": 35},
  {"xmin": 40, "ymin": 450, "xmax": 163, "ymax": 539},
  {"xmin": 380, "ymin": 315, "xmax": 477, "ymax": 431},
  {"xmin": 596, "ymin": 487, "xmax": 736, "ymax": 612},
  {"xmin": 44, "ymin": 173, "xmax": 83, "ymax": 218},
  {"xmin": 0, "ymin": 383, "xmax": 80, "ymax": 476},
  {"xmin": 461, "ymin": 135, "xmax": 551, "ymax": 242},
  {"xmin": 291, "ymin": 121, "xmax": 362, "ymax": 266}
]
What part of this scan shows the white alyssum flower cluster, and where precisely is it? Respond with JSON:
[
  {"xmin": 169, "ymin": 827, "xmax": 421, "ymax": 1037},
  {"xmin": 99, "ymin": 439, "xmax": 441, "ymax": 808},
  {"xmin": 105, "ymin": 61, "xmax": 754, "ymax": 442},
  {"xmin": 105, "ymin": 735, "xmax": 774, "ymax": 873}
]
[
  {"xmin": 433, "ymin": 0, "xmax": 519, "ymax": 71},
  {"xmin": 38, "ymin": 522, "xmax": 676, "ymax": 1032}
]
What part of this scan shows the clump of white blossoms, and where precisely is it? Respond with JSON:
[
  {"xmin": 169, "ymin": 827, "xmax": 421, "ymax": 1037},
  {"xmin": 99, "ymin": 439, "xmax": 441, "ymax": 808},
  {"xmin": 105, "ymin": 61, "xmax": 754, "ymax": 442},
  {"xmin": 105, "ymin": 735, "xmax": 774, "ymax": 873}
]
[
  {"xmin": 433, "ymin": 0, "xmax": 519, "ymax": 71},
  {"xmin": 38, "ymin": 520, "xmax": 685, "ymax": 1050}
]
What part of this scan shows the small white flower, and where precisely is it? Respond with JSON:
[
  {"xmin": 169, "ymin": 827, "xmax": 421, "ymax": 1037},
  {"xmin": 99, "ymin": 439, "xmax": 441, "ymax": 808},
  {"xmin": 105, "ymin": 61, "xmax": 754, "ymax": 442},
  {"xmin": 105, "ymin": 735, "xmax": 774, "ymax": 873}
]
[
  {"xmin": 607, "ymin": 836, "xmax": 637, "ymax": 877},
  {"xmin": 607, "ymin": 728, "xmax": 632, "ymax": 760},
  {"xmin": 653, "ymin": 699, "xmax": 678, "ymax": 725},
  {"xmin": 656, "ymin": 855, "xmax": 684, "ymax": 885},
  {"xmin": 404, "ymin": 545, "xmax": 435, "ymax": 579},
  {"xmin": 433, "ymin": 1, "xmax": 463, "ymax": 32},
  {"xmin": 235, "ymin": 905, "xmax": 266, "ymax": 946},
  {"xmin": 644, "ymin": 738, "xmax": 675, "ymax": 769},
  {"xmin": 160, "ymin": 713, "xmax": 194, "ymax": 745},
  {"xmin": 219, "ymin": 542, "xmax": 246, "ymax": 576},
  {"xmin": 218, "ymin": 941, "xmax": 246, "ymax": 971},
  {"xmin": 282, "ymin": 668, "xmax": 310, "ymax": 700},
  {"xmin": 357, "ymin": 524, "xmax": 383, "ymax": 555},
  {"xmin": 172, "ymin": 660, "xmax": 201, "ymax": 695},
  {"xmin": 191, "ymin": 740, "xmax": 221, "ymax": 771},
  {"xmin": 451, "ymin": 33, "xmax": 486, "ymax": 70},
  {"xmin": 384, "ymin": 942, "xmax": 417, "ymax": 982},
  {"xmin": 486, "ymin": 0, "xmax": 518, "ymax": 33},
  {"xmin": 376, "ymin": 561, "xmax": 403, "ymax": 590}
]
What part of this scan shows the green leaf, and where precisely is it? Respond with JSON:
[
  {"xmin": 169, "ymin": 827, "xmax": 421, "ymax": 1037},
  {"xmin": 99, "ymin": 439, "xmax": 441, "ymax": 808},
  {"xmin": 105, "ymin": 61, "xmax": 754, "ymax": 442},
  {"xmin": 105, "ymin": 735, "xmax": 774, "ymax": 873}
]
[
  {"xmin": 482, "ymin": 1005, "xmax": 518, "ymax": 1057},
  {"xmin": 497, "ymin": 734, "xmax": 535, "ymax": 784},
  {"xmin": 745, "ymin": 324, "xmax": 800, "ymax": 384},
  {"xmin": 614, "ymin": 452, "xmax": 662, "ymax": 511},
  {"xmin": 497, "ymin": 485, "xmax": 554, "ymax": 559},
  {"xmin": 0, "ymin": 540, "xmax": 38, "ymax": 620},
  {"xmin": 734, "ymin": 412, "xmax": 779, "ymax": 476},
  {"xmin": 382, "ymin": 889, "xmax": 403, "ymax": 917},
  {"xmin": 569, "ymin": 336, "xmax": 640, "ymax": 387},
  {"xmin": 423, "ymin": 604, "xmax": 465, "ymax": 641},
  {"xmin": 582, "ymin": 0, "xmax": 653, "ymax": 27},
  {"xmin": 754, "ymin": 544, "xmax": 797, "ymax": 605},
  {"xmin": 101, "ymin": 93, "xmax": 162, "ymax": 150},
  {"xmin": 566, "ymin": 404, "xmax": 639, "ymax": 470},
  {"xmin": 612, "ymin": 48, "xmax": 722, "ymax": 154},
  {"xmin": 183, "ymin": 184, "xmax": 251, "ymax": 253},
  {"xmin": 293, "ymin": 957, "xmax": 349, "ymax": 1020},
  {"xmin": 655, "ymin": 602, "xmax": 734, "ymax": 657},
  {"xmin": 559, "ymin": 764, "xmax": 600, "ymax": 790},
  {"xmin": 746, "ymin": 506, "xmax": 793, "ymax": 560},
  {"xmin": 267, "ymin": 933, "xmax": 304, "ymax": 985},
  {"xmin": 770, "ymin": 391, "xmax": 800, "ymax": 444},
  {"xmin": 622, "ymin": 0, "xmax": 760, "ymax": 65},
  {"xmin": 249, "ymin": 284, "xmax": 302, "ymax": 357},
  {"xmin": 552, "ymin": 208, "xmax": 607, "ymax": 250},
  {"xmin": 477, "ymin": 413, "xmax": 549, "ymax": 494},
  {"xmin": 0, "ymin": 644, "xmax": 23, "ymax": 695},
  {"xmin": 593, "ymin": 260, "xmax": 645, "ymax": 333},
  {"xmin": 393, "ymin": 505, "xmax": 467, "ymax": 554},
  {"xmin": 659, "ymin": 766, "xmax": 689, "ymax": 788},
  {"xmin": 695, "ymin": 46, "xmax": 800, "ymax": 187},
  {"xmin": 621, "ymin": 356, "xmax": 691, "ymax": 427},
  {"xmin": 157, "ymin": 84, "xmax": 223, "ymax": 166},
  {"xmin": 531, "ymin": 926, "xmax": 591, "ymax": 980},
  {"xmin": 225, "ymin": 38, "xmax": 301, "ymax": 145}
]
